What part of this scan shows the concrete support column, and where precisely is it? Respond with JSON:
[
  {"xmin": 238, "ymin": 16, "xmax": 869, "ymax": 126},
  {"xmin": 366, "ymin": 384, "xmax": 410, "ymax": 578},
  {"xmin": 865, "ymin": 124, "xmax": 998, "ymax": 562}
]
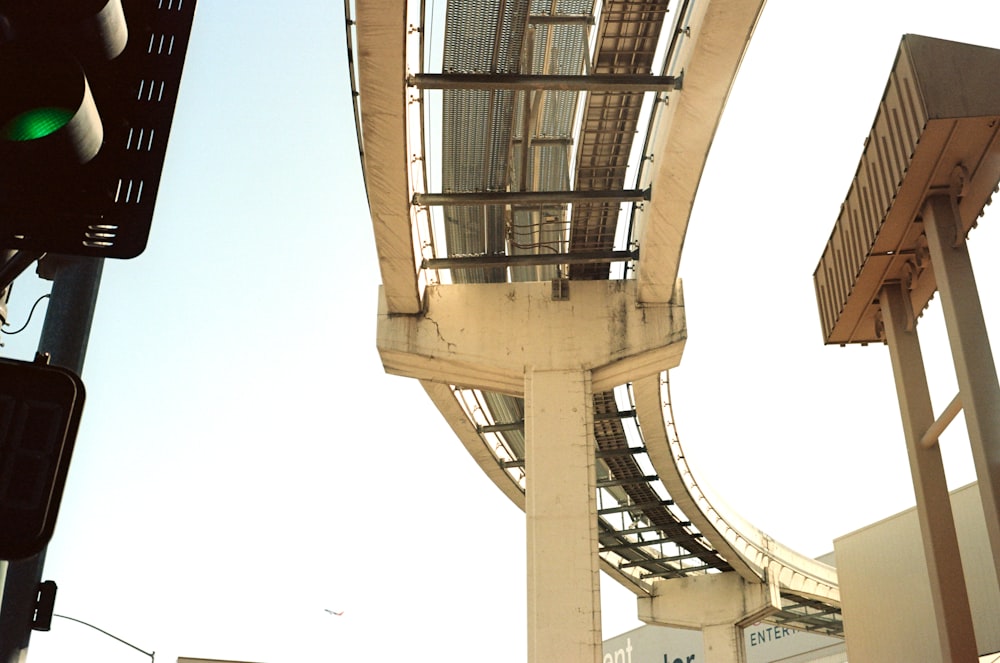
[
  {"xmin": 922, "ymin": 194, "xmax": 1000, "ymax": 587},
  {"xmin": 702, "ymin": 624, "xmax": 745, "ymax": 663},
  {"xmin": 525, "ymin": 368, "xmax": 601, "ymax": 663},
  {"xmin": 377, "ymin": 280, "xmax": 686, "ymax": 661},
  {"xmin": 639, "ymin": 573, "xmax": 776, "ymax": 663},
  {"xmin": 879, "ymin": 282, "xmax": 978, "ymax": 662}
]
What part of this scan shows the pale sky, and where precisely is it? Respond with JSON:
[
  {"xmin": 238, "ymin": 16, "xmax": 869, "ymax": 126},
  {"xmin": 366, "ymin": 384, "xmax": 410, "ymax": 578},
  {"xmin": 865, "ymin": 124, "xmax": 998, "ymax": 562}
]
[{"xmin": 6, "ymin": 0, "xmax": 1000, "ymax": 661}]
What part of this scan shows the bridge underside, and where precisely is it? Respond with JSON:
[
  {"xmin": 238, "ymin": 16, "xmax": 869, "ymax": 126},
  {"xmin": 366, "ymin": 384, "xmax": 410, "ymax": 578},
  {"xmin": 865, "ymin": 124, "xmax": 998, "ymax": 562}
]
[{"xmin": 350, "ymin": 0, "xmax": 844, "ymax": 654}]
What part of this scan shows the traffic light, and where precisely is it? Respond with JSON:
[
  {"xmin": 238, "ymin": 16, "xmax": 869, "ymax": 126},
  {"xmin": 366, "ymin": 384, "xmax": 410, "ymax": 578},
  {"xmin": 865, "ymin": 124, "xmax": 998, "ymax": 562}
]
[
  {"xmin": 0, "ymin": 0, "xmax": 197, "ymax": 259},
  {"xmin": 0, "ymin": 356, "xmax": 84, "ymax": 560}
]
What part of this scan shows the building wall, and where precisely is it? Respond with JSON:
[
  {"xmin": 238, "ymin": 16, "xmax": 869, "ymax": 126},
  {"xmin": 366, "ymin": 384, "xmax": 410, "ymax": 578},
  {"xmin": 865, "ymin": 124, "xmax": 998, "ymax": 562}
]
[
  {"xmin": 834, "ymin": 482, "xmax": 1000, "ymax": 661},
  {"xmin": 603, "ymin": 623, "xmax": 846, "ymax": 663}
]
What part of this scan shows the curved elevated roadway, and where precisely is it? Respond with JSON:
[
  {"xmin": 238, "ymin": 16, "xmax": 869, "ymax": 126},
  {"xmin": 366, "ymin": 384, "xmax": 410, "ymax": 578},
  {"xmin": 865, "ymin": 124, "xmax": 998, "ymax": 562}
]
[{"xmin": 346, "ymin": 0, "xmax": 843, "ymax": 640}]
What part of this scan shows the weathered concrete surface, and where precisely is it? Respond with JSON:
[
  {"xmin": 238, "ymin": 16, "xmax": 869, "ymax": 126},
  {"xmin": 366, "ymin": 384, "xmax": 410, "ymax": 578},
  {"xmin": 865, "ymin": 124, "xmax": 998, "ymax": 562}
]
[
  {"xmin": 639, "ymin": 573, "xmax": 780, "ymax": 663},
  {"xmin": 526, "ymin": 369, "xmax": 602, "ymax": 663},
  {"xmin": 377, "ymin": 279, "xmax": 686, "ymax": 394}
]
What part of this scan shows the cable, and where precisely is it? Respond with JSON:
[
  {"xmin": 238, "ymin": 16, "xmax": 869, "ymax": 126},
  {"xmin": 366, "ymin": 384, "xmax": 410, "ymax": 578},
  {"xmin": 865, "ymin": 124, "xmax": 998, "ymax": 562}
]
[
  {"xmin": 53, "ymin": 614, "xmax": 154, "ymax": 661},
  {"xmin": 1, "ymin": 293, "xmax": 49, "ymax": 335}
]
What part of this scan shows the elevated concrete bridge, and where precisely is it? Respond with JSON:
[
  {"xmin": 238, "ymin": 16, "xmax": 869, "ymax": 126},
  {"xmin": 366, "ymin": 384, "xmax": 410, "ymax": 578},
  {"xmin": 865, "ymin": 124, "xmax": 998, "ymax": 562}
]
[{"xmin": 347, "ymin": 1, "xmax": 842, "ymax": 660}]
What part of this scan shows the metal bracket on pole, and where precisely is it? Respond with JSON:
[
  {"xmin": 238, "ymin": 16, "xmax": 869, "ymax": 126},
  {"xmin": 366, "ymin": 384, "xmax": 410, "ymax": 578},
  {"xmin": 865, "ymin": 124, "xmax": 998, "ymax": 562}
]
[
  {"xmin": 31, "ymin": 581, "xmax": 56, "ymax": 632},
  {"xmin": 948, "ymin": 164, "xmax": 971, "ymax": 247}
]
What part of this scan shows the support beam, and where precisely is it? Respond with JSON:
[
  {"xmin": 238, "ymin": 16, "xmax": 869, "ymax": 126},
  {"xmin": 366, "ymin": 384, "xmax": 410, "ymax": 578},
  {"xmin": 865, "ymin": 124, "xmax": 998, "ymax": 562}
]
[
  {"xmin": 613, "ymin": 547, "xmax": 701, "ymax": 560},
  {"xmin": 703, "ymin": 624, "xmax": 745, "ymax": 663},
  {"xmin": 641, "ymin": 563, "xmax": 716, "ymax": 579},
  {"xmin": 639, "ymin": 573, "xmax": 778, "ymax": 663},
  {"xmin": 376, "ymin": 279, "xmax": 686, "ymax": 661},
  {"xmin": 922, "ymin": 194, "xmax": 1000, "ymax": 590},
  {"xmin": 921, "ymin": 393, "xmax": 963, "ymax": 448},
  {"xmin": 423, "ymin": 250, "xmax": 637, "ymax": 271},
  {"xmin": 597, "ymin": 501, "xmax": 673, "ymax": 516},
  {"xmin": 879, "ymin": 281, "xmax": 978, "ymax": 663},
  {"xmin": 477, "ymin": 408, "xmax": 636, "ymax": 433},
  {"xmin": 511, "ymin": 136, "xmax": 574, "ymax": 145},
  {"xmin": 604, "ymin": 524, "xmax": 665, "ymax": 536},
  {"xmin": 377, "ymin": 280, "xmax": 686, "ymax": 396},
  {"xmin": 525, "ymin": 369, "xmax": 601, "ymax": 663},
  {"xmin": 478, "ymin": 421, "xmax": 524, "ymax": 433},
  {"xmin": 597, "ymin": 409, "xmax": 637, "ymax": 421},
  {"xmin": 528, "ymin": 14, "xmax": 595, "ymax": 25},
  {"xmin": 413, "ymin": 188, "xmax": 650, "ymax": 207},
  {"xmin": 596, "ymin": 446, "xmax": 646, "ymax": 458},
  {"xmin": 597, "ymin": 475, "xmax": 658, "ymax": 488},
  {"xmin": 407, "ymin": 73, "xmax": 679, "ymax": 92}
]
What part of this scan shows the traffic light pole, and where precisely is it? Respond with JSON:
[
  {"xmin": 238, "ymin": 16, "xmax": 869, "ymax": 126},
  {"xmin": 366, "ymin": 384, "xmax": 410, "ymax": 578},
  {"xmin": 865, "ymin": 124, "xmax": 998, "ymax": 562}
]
[{"xmin": 0, "ymin": 256, "xmax": 103, "ymax": 662}]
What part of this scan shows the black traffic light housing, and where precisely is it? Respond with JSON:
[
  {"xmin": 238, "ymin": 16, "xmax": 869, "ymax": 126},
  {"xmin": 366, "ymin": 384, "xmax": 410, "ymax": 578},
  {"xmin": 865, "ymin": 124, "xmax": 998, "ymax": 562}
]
[
  {"xmin": 0, "ymin": 0, "xmax": 197, "ymax": 259},
  {"xmin": 0, "ymin": 355, "xmax": 84, "ymax": 561}
]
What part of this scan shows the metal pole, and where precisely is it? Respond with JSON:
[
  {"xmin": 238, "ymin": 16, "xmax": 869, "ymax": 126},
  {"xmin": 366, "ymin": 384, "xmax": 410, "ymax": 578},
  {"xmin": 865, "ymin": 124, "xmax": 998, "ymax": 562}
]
[
  {"xmin": 880, "ymin": 282, "xmax": 978, "ymax": 662},
  {"xmin": 0, "ymin": 256, "xmax": 104, "ymax": 663},
  {"xmin": 922, "ymin": 194, "xmax": 1000, "ymax": 589}
]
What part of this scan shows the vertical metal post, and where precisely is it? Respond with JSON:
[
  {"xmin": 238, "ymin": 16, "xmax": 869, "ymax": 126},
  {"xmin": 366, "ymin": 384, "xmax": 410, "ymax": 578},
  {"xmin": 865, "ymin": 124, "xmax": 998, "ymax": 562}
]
[
  {"xmin": 0, "ymin": 257, "xmax": 103, "ymax": 663},
  {"xmin": 880, "ymin": 282, "xmax": 978, "ymax": 662},
  {"xmin": 922, "ymin": 194, "xmax": 1000, "ymax": 590}
]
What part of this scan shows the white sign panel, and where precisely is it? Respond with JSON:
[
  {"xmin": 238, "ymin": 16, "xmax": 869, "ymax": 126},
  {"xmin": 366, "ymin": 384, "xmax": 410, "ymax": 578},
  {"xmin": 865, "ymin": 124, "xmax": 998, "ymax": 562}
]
[{"xmin": 603, "ymin": 623, "xmax": 846, "ymax": 663}]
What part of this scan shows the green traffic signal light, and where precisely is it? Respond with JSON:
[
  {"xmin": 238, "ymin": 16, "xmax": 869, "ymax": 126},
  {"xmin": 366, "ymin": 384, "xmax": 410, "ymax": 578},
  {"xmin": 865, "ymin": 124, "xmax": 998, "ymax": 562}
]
[
  {"xmin": 0, "ymin": 47, "xmax": 104, "ymax": 167},
  {"xmin": 0, "ymin": 107, "xmax": 76, "ymax": 142},
  {"xmin": 0, "ymin": 0, "xmax": 197, "ymax": 259}
]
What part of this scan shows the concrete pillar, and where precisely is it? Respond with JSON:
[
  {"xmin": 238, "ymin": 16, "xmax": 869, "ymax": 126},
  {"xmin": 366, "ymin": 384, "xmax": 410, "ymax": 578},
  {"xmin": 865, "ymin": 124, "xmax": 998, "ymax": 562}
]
[
  {"xmin": 376, "ymin": 280, "xmax": 686, "ymax": 662},
  {"xmin": 638, "ymin": 573, "xmax": 776, "ymax": 663},
  {"xmin": 525, "ymin": 368, "xmax": 602, "ymax": 663},
  {"xmin": 922, "ymin": 194, "xmax": 1000, "ymax": 589},
  {"xmin": 879, "ymin": 282, "xmax": 978, "ymax": 662},
  {"xmin": 702, "ymin": 624, "xmax": 745, "ymax": 663}
]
